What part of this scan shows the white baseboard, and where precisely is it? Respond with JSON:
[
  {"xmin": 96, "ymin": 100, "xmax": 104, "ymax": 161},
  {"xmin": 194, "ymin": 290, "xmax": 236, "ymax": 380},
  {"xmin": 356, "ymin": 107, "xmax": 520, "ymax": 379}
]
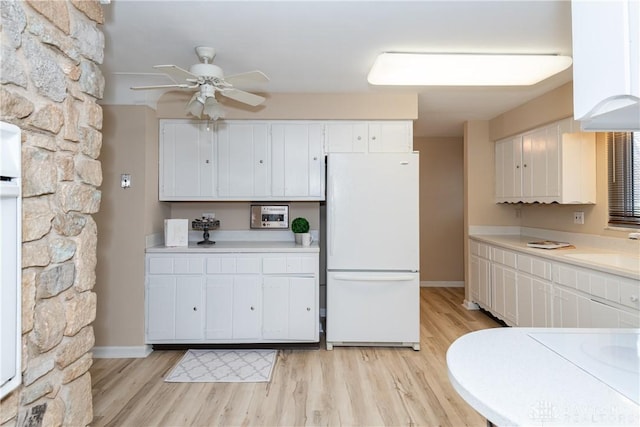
[
  {"xmin": 420, "ymin": 281, "xmax": 464, "ymax": 288},
  {"xmin": 93, "ymin": 345, "xmax": 153, "ymax": 359},
  {"xmin": 462, "ymin": 300, "xmax": 480, "ymax": 310}
]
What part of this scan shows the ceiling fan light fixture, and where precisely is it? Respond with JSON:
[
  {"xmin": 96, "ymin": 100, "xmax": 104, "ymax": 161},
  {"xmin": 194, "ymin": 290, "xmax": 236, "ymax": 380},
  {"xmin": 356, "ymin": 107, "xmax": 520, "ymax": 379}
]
[
  {"xmin": 203, "ymin": 97, "xmax": 225, "ymax": 120},
  {"xmin": 186, "ymin": 95, "xmax": 204, "ymax": 118},
  {"xmin": 367, "ymin": 52, "xmax": 573, "ymax": 86}
]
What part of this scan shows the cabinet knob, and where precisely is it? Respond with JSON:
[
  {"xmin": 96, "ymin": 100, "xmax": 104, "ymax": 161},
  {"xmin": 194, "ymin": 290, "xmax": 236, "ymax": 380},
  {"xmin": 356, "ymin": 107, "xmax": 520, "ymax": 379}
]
[
  {"xmin": 250, "ymin": 306, "xmax": 255, "ymax": 311},
  {"xmin": 630, "ymin": 295, "xmax": 638, "ymax": 302},
  {"xmin": 193, "ymin": 307, "xmax": 197, "ymax": 311},
  {"xmin": 357, "ymin": 136, "xmax": 362, "ymax": 140},
  {"xmin": 306, "ymin": 307, "xmax": 311, "ymax": 311},
  {"xmin": 313, "ymin": 157, "xmax": 317, "ymax": 161},
  {"xmin": 371, "ymin": 136, "xmax": 376, "ymax": 140},
  {"xmin": 523, "ymin": 164, "xmax": 527, "ymax": 168},
  {"xmin": 259, "ymin": 160, "xmax": 263, "ymax": 164},
  {"xmin": 516, "ymin": 165, "xmax": 520, "ymax": 169},
  {"xmin": 205, "ymin": 160, "xmax": 210, "ymax": 164}
]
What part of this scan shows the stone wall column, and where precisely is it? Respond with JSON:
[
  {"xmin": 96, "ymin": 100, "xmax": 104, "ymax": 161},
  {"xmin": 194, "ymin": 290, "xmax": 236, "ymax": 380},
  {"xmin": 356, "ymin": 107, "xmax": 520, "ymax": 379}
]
[{"xmin": 0, "ymin": 1, "xmax": 105, "ymax": 426}]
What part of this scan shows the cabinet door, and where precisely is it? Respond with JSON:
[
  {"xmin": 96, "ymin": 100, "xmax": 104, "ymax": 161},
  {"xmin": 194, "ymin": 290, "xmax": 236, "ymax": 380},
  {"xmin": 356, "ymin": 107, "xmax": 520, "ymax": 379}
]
[
  {"xmin": 159, "ymin": 121, "xmax": 215, "ymax": 200},
  {"xmin": 288, "ymin": 277, "xmax": 317, "ymax": 340},
  {"xmin": 492, "ymin": 264, "xmax": 517, "ymax": 324},
  {"xmin": 175, "ymin": 277, "xmax": 204, "ymax": 340},
  {"xmin": 495, "ymin": 136, "xmax": 521, "ymax": 201},
  {"xmin": 553, "ymin": 287, "xmax": 591, "ymax": 328},
  {"xmin": 217, "ymin": 122, "xmax": 269, "ymax": 198},
  {"xmin": 470, "ymin": 255, "xmax": 491, "ymax": 308},
  {"xmin": 531, "ymin": 279, "xmax": 553, "ymax": 327},
  {"xmin": 521, "ymin": 128, "xmax": 547, "ymax": 198},
  {"xmin": 146, "ymin": 276, "xmax": 175, "ymax": 341},
  {"xmin": 262, "ymin": 276, "xmax": 317, "ymax": 340},
  {"xmin": 204, "ymin": 276, "xmax": 233, "ymax": 339},
  {"xmin": 232, "ymin": 276, "xmax": 262, "ymax": 339},
  {"xmin": 262, "ymin": 276, "xmax": 289, "ymax": 339},
  {"xmin": 271, "ymin": 123, "xmax": 325, "ymax": 199},
  {"xmin": 368, "ymin": 122, "xmax": 412, "ymax": 152},
  {"xmin": 325, "ymin": 122, "xmax": 368, "ymax": 152}
]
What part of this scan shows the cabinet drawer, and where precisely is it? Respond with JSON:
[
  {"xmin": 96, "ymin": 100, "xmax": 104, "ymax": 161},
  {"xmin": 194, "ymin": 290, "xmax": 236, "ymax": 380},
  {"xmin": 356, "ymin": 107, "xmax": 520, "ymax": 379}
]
[
  {"xmin": 492, "ymin": 247, "xmax": 517, "ymax": 268},
  {"xmin": 148, "ymin": 257, "xmax": 204, "ymax": 274},
  {"xmin": 206, "ymin": 256, "xmax": 261, "ymax": 274},
  {"xmin": 517, "ymin": 254, "xmax": 551, "ymax": 280},
  {"xmin": 263, "ymin": 256, "xmax": 316, "ymax": 274},
  {"xmin": 470, "ymin": 240, "xmax": 491, "ymax": 259}
]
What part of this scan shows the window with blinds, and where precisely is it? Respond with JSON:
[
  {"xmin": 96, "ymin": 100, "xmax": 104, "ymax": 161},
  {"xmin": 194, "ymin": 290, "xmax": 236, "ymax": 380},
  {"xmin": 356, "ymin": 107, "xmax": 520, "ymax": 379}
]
[{"xmin": 608, "ymin": 132, "xmax": 640, "ymax": 227}]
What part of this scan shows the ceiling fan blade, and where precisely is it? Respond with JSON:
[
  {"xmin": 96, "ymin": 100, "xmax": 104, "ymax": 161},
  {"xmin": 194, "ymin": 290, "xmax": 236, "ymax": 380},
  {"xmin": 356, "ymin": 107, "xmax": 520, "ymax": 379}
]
[
  {"xmin": 224, "ymin": 71, "xmax": 270, "ymax": 86},
  {"xmin": 220, "ymin": 88, "xmax": 266, "ymax": 106},
  {"xmin": 130, "ymin": 83, "xmax": 198, "ymax": 90},
  {"xmin": 153, "ymin": 64, "xmax": 197, "ymax": 83}
]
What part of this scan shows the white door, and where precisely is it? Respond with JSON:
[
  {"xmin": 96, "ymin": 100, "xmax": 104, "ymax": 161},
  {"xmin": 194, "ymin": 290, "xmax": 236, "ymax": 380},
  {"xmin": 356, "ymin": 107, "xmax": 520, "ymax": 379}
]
[
  {"xmin": 326, "ymin": 271, "xmax": 419, "ymax": 344},
  {"xmin": 327, "ymin": 153, "xmax": 419, "ymax": 271}
]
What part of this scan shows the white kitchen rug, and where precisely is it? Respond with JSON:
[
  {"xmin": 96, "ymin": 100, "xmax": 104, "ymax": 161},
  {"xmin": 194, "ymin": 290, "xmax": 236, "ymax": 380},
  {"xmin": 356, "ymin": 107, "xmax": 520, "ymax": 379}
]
[{"xmin": 165, "ymin": 349, "xmax": 277, "ymax": 383}]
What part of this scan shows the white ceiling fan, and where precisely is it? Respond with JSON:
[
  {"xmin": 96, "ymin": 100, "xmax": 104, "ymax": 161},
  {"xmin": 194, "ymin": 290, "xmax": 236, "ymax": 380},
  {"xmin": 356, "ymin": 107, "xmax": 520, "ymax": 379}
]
[{"xmin": 131, "ymin": 46, "xmax": 269, "ymax": 120}]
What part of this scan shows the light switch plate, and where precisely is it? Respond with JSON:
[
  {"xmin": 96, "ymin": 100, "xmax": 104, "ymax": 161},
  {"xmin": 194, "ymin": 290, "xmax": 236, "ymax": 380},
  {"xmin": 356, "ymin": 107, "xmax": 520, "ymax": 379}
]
[{"xmin": 121, "ymin": 174, "xmax": 131, "ymax": 189}]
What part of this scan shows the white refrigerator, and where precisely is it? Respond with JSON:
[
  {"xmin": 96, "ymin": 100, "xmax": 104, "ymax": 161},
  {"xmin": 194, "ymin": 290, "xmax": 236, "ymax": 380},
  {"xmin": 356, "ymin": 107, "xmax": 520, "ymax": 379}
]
[{"xmin": 326, "ymin": 152, "xmax": 420, "ymax": 350}]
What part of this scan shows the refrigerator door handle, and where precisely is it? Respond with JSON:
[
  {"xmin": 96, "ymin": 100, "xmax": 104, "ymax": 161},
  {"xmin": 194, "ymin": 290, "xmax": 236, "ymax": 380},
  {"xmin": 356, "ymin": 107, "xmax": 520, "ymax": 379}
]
[
  {"xmin": 333, "ymin": 274, "xmax": 416, "ymax": 282},
  {"xmin": 329, "ymin": 177, "xmax": 335, "ymax": 257}
]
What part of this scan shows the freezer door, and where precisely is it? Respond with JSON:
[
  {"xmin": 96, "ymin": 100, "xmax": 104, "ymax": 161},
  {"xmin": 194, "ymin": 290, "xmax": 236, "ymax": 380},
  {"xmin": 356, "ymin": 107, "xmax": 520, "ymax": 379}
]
[
  {"xmin": 327, "ymin": 153, "xmax": 419, "ymax": 271},
  {"xmin": 326, "ymin": 271, "xmax": 420, "ymax": 346}
]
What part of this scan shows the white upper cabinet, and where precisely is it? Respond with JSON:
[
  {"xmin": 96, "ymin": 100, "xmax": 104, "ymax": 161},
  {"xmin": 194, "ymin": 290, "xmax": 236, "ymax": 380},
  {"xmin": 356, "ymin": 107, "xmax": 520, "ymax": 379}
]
[
  {"xmin": 159, "ymin": 120, "xmax": 216, "ymax": 201},
  {"xmin": 159, "ymin": 119, "xmax": 412, "ymax": 201},
  {"xmin": 571, "ymin": 0, "xmax": 640, "ymax": 131},
  {"xmin": 271, "ymin": 122, "xmax": 325, "ymax": 199},
  {"xmin": 494, "ymin": 118, "xmax": 596, "ymax": 204},
  {"xmin": 217, "ymin": 122, "xmax": 270, "ymax": 198},
  {"xmin": 324, "ymin": 121, "xmax": 413, "ymax": 153}
]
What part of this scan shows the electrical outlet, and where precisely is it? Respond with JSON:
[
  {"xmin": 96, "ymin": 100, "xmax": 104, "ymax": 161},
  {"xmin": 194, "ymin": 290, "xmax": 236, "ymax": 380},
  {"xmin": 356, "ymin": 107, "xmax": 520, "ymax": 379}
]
[
  {"xmin": 203, "ymin": 212, "xmax": 215, "ymax": 219},
  {"xmin": 573, "ymin": 211, "xmax": 584, "ymax": 224}
]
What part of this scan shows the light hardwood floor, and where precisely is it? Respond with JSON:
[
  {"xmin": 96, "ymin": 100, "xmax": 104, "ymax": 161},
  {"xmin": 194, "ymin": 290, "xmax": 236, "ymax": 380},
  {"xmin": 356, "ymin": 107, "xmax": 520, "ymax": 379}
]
[{"xmin": 91, "ymin": 287, "xmax": 500, "ymax": 426}]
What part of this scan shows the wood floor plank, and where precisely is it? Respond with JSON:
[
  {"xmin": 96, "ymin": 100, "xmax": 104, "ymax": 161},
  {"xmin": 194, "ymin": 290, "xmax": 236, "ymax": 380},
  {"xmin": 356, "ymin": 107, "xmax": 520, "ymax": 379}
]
[{"xmin": 91, "ymin": 287, "xmax": 500, "ymax": 426}]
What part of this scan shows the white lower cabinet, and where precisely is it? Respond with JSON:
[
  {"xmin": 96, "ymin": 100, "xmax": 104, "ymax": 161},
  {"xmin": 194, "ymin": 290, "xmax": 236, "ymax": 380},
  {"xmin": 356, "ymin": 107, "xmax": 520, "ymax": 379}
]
[
  {"xmin": 468, "ymin": 238, "xmax": 639, "ymax": 328},
  {"xmin": 146, "ymin": 252, "xmax": 319, "ymax": 344},
  {"xmin": 262, "ymin": 276, "xmax": 316, "ymax": 340}
]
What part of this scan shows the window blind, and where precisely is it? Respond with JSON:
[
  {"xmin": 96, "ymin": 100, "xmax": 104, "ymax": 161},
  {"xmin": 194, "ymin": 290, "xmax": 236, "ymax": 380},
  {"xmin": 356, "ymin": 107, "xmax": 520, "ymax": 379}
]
[{"xmin": 608, "ymin": 132, "xmax": 640, "ymax": 227}]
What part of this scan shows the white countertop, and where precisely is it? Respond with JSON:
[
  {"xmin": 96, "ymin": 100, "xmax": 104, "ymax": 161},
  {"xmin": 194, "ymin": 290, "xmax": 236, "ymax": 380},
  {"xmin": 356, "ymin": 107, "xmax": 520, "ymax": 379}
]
[
  {"xmin": 470, "ymin": 234, "xmax": 639, "ymax": 280},
  {"xmin": 146, "ymin": 240, "xmax": 320, "ymax": 253},
  {"xmin": 447, "ymin": 328, "xmax": 640, "ymax": 426}
]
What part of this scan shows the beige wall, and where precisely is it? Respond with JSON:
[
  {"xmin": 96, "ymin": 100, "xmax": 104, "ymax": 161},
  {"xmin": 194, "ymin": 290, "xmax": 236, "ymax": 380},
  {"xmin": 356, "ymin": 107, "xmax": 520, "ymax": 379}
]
[
  {"xmin": 489, "ymin": 82, "xmax": 574, "ymax": 141},
  {"xmin": 414, "ymin": 137, "xmax": 465, "ymax": 282},
  {"xmin": 169, "ymin": 202, "xmax": 320, "ymax": 231},
  {"xmin": 94, "ymin": 105, "xmax": 170, "ymax": 347}
]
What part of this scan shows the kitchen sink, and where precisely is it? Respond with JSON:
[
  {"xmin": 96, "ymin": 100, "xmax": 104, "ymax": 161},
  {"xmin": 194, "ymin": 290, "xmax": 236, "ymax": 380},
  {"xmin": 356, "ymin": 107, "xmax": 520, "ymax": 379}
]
[{"xmin": 563, "ymin": 253, "xmax": 640, "ymax": 271}]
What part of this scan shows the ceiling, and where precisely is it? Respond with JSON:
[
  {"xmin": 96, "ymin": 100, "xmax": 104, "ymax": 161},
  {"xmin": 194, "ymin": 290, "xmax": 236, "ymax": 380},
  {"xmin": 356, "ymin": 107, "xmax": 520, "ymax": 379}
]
[{"xmin": 99, "ymin": 0, "xmax": 574, "ymax": 137}]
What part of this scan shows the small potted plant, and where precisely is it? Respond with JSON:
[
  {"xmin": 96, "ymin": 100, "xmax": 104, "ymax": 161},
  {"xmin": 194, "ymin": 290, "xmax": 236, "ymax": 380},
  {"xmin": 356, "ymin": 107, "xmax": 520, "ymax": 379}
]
[{"xmin": 291, "ymin": 217, "xmax": 310, "ymax": 245}]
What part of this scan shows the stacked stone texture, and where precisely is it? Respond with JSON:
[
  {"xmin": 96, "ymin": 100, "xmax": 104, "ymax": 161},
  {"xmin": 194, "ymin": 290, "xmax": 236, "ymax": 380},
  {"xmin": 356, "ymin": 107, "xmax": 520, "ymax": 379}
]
[{"xmin": 0, "ymin": 1, "xmax": 104, "ymax": 426}]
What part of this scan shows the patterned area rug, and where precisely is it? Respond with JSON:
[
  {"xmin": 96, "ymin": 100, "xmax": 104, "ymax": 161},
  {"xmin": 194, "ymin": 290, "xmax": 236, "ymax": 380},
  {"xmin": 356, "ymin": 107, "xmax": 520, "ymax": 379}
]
[{"xmin": 165, "ymin": 349, "xmax": 277, "ymax": 383}]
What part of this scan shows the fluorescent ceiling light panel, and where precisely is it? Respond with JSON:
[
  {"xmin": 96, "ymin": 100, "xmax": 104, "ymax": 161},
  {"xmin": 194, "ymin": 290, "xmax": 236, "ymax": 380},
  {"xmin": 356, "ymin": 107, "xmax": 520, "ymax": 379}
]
[{"xmin": 368, "ymin": 53, "xmax": 573, "ymax": 86}]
